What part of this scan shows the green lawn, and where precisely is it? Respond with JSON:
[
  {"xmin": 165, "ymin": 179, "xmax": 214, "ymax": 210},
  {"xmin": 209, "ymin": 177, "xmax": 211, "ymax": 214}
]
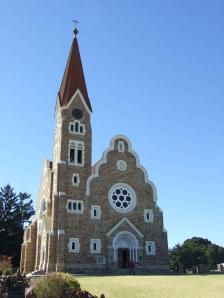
[{"xmin": 77, "ymin": 275, "xmax": 224, "ymax": 298}]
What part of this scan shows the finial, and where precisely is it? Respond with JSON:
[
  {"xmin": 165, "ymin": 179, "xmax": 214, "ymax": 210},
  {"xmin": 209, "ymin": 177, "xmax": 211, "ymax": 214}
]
[{"xmin": 72, "ymin": 19, "xmax": 79, "ymax": 36}]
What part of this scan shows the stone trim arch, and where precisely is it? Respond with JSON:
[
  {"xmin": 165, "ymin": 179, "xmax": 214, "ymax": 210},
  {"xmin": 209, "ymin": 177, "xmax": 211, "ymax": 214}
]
[
  {"xmin": 112, "ymin": 231, "xmax": 139, "ymax": 262},
  {"xmin": 112, "ymin": 231, "xmax": 139, "ymax": 249},
  {"xmin": 60, "ymin": 89, "xmax": 92, "ymax": 114}
]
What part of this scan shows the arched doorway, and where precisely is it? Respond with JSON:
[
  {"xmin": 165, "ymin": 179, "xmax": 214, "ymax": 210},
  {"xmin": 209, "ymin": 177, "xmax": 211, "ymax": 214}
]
[{"xmin": 112, "ymin": 231, "xmax": 139, "ymax": 268}]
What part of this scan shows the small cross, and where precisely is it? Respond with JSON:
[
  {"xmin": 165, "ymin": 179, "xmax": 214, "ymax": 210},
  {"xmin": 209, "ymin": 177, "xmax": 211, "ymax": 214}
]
[
  {"xmin": 72, "ymin": 19, "xmax": 79, "ymax": 36},
  {"xmin": 72, "ymin": 19, "xmax": 79, "ymax": 28}
]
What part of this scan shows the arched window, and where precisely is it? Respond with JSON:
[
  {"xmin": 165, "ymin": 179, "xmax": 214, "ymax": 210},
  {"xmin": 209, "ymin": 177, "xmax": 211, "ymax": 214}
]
[
  {"xmin": 69, "ymin": 141, "xmax": 84, "ymax": 166},
  {"xmin": 40, "ymin": 198, "xmax": 46, "ymax": 217},
  {"xmin": 69, "ymin": 120, "xmax": 85, "ymax": 135},
  {"xmin": 41, "ymin": 200, "xmax": 46, "ymax": 212},
  {"xmin": 118, "ymin": 141, "xmax": 125, "ymax": 152}
]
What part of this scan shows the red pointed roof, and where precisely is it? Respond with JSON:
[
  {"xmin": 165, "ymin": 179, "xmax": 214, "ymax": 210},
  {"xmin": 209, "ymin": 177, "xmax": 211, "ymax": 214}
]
[{"xmin": 58, "ymin": 35, "xmax": 92, "ymax": 112}]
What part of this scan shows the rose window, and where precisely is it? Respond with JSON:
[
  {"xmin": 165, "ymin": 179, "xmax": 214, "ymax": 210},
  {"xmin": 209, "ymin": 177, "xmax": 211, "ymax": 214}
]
[{"xmin": 108, "ymin": 183, "xmax": 136, "ymax": 213}]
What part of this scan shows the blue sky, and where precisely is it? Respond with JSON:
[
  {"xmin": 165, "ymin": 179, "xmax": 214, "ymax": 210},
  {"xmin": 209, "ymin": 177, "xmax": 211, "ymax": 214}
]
[{"xmin": 0, "ymin": 1, "xmax": 223, "ymax": 248}]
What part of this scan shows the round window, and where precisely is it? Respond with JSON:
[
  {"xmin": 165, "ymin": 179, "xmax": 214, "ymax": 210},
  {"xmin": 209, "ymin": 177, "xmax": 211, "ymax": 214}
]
[
  {"xmin": 72, "ymin": 108, "xmax": 83, "ymax": 119},
  {"xmin": 108, "ymin": 183, "xmax": 136, "ymax": 213}
]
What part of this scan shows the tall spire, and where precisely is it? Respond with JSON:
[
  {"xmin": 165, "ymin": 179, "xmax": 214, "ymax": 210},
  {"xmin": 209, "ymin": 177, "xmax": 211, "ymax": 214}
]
[{"xmin": 58, "ymin": 28, "xmax": 92, "ymax": 112}]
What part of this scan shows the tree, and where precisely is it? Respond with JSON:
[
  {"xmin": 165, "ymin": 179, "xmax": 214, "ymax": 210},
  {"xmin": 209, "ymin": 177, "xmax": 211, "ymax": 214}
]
[
  {"xmin": 0, "ymin": 184, "xmax": 34, "ymax": 267},
  {"xmin": 207, "ymin": 244, "xmax": 224, "ymax": 269},
  {"xmin": 169, "ymin": 237, "xmax": 224, "ymax": 272},
  {"xmin": 169, "ymin": 244, "xmax": 182, "ymax": 272}
]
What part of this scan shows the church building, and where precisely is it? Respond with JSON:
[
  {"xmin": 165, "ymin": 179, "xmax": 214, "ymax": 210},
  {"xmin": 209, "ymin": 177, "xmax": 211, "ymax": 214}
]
[{"xmin": 20, "ymin": 28, "xmax": 169, "ymax": 274}]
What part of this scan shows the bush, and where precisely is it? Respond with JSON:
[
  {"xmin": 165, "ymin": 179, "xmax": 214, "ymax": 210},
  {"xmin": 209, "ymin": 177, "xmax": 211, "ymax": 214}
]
[
  {"xmin": 33, "ymin": 272, "xmax": 80, "ymax": 298},
  {"xmin": 0, "ymin": 256, "xmax": 13, "ymax": 275}
]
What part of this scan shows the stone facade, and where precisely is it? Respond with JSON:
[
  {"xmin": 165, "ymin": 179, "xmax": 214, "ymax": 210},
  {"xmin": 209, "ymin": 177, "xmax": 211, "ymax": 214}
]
[{"xmin": 20, "ymin": 33, "xmax": 169, "ymax": 274}]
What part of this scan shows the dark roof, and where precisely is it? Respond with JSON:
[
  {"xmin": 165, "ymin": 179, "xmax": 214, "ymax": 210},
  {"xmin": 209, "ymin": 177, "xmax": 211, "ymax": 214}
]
[{"xmin": 58, "ymin": 36, "xmax": 92, "ymax": 112}]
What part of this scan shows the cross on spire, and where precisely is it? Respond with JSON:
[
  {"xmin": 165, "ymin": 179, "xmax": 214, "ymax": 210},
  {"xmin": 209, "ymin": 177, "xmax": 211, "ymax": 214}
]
[{"xmin": 72, "ymin": 19, "xmax": 79, "ymax": 36}]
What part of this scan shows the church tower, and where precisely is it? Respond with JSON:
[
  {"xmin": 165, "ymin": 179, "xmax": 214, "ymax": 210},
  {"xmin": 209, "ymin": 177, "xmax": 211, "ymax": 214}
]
[
  {"xmin": 20, "ymin": 28, "xmax": 169, "ymax": 275},
  {"xmin": 47, "ymin": 28, "xmax": 93, "ymax": 272}
]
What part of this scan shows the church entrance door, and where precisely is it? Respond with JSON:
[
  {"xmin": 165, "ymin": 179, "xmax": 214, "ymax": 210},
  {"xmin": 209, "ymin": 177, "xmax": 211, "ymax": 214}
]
[
  {"xmin": 118, "ymin": 248, "xmax": 129, "ymax": 268},
  {"xmin": 112, "ymin": 231, "xmax": 139, "ymax": 269}
]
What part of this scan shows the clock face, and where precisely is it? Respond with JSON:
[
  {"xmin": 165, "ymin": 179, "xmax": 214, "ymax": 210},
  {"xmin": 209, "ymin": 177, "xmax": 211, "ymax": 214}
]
[{"xmin": 72, "ymin": 109, "xmax": 83, "ymax": 119}]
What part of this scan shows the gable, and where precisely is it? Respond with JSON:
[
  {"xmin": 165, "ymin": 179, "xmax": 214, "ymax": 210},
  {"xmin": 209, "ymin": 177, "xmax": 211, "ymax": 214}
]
[
  {"xmin": 86, "ymin": 135, "xmax": 157, "ymax": 202},
  {"xmin": 106, "ymin": 217, "xmax": 144, "ymax": 238}
]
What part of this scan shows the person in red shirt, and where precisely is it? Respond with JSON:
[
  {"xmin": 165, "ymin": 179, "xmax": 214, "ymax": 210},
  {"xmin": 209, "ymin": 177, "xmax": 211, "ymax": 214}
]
[{"xmin": 128, "ymin": 260, "xmax": 136, "ymax": 274}]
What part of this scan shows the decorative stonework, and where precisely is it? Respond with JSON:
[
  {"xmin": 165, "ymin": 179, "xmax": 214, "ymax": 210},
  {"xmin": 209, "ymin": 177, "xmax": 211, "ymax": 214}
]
[
  {"xmin": 116, "ymin": 160, "xmax": 127, "ymax": 171},
  {"xmin": 108, "ymin": 183, "xmax": 136, "ymax": 213},
  {"xmin": 85, "ymin": 135, "xmax": 159, "ymax": 204}
]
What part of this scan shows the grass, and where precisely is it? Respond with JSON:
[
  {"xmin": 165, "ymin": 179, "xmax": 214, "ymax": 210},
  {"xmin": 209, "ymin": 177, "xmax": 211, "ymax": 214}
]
[{"xmin": 77, "ymin": 275, "xmax": 224, "ymax": 298}]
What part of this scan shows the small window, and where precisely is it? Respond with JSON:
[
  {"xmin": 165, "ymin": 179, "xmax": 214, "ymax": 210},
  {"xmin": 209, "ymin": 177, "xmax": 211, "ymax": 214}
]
[
  {"xmin": 72, "ymin": 173, "xmax": 80, "ymax": 187},
  {"xmin": 71, "ymin": 241, "xmax": 76, "ymax": 250},
  {"xmin": 144, "ymin": 209, "xmax": 154, "ymax": 223},
  {"xmin": 68, "ymin": 238, "xmax": 80, "ymax": 253},
  {"xmin": 67, "ymin": 200, "xmax": 84, "ymax": 214},
  {"xmin": 41, "ymin": 199, "xmax": 46, "ymax": 212},
  {"xmin": 68, "ymin": 202, "xmax": 72, "ymax": 210},
  {"xmin": 90, "ymin": 205, "xmax": 101, "ymax": 219},
  {"xmin": 69, "ymin": 121, "xmax": 85, "ymax": 135},
  {"xmin": 90, "ymin": 239, "xmax": 101, "ymax": 253},
  {"xmin": 118, "ymin": 141, "xmax": 125, "ymax": 152},
  {"xmin": 145, "ymin": 241, "xmax": 156, "ymax": 256},
  {"xmin": 75, "ymin": 122, "xmax": 79, "ymax": 132},
  {"xmin": 39, "ymin": 199, "xmax": 47, "ymax": 218}
]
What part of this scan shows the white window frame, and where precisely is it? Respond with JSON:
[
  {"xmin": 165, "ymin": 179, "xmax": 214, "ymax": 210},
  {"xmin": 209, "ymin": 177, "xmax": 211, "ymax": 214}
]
[
  {"xmin": 68, "ymin": 140, "xmax": 85, "ymax": 167},
  {"xmin": 39, "ymin": 198, "xmax": 47, "ymax": 217},
  {"xmin": 145, "ymin": 241, "xmax": 156, "ymax": 256},
  {"xmin": 68, "ymin": 238, "xmax": 80, "ymax": 253},
  {"xmin": 69, "ymin": 120, "xmax": 85, "ymax": 135},
  {"xmin": 66, "ymin": 199, "xmax": 84, "ymax": 214},
  {"xmin": 90, "ymin": 205, "xmax": 102, "ymax": 219},
  {"xmin": 144, "ymin": 209, "xmax": 154, "ymax": 223},
  {"xmin": 90, "ymin": 239, "xmax": 101, "ymax": 254},
  {"xmin": 72, "ymin": 173, "xmax": 80, "ymax": 187},
  {"xmin": 69, "ymin": 123, "xmax": 74, "ymax": 133},
  {"xmin": 96, "ymin": 256, "xmax": 106, "ymax": 264},
  {"xmin": 118, "ymin": 141, "xmax": 125, "ymax": 152}
]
